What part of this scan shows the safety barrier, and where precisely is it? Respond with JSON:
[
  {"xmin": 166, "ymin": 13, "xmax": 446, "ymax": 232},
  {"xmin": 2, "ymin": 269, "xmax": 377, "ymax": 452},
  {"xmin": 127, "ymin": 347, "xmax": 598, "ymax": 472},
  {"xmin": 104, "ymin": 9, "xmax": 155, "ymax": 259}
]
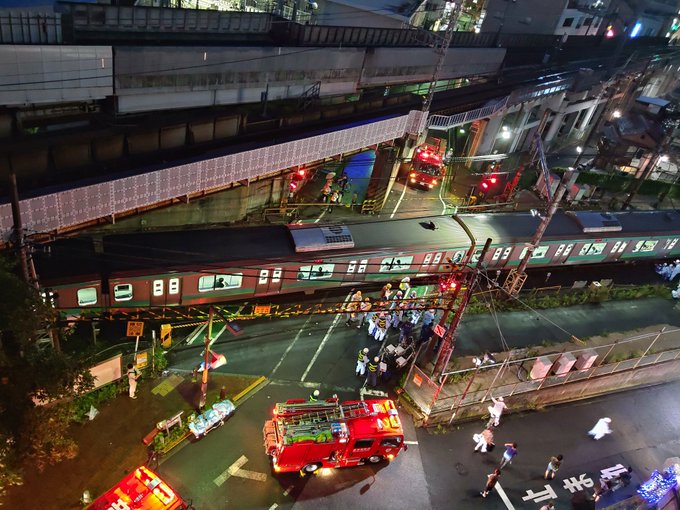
[{"xmin": 427, "ymin": 96, "xmax": 509, "ymax": 131}]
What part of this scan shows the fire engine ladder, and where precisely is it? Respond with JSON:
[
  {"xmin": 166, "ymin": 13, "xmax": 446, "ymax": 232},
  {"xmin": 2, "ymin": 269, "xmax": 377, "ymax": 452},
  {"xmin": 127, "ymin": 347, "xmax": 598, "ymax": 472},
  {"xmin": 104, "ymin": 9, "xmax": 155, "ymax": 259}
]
[{"xmin": 276, "ymin": 401, "xmax": 370, "ymax": 425}]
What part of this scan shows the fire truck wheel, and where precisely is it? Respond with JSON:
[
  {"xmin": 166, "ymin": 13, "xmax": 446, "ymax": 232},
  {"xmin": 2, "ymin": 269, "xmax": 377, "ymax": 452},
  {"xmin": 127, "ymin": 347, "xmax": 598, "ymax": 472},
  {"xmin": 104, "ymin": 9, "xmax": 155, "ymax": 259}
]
[
  {"xmin": 302, "ymin": 463, "xmax": 321, "ymax": 474},
  {"xmin": 367, "ymin": 455, "xmax": 383, "ymax": 464}
]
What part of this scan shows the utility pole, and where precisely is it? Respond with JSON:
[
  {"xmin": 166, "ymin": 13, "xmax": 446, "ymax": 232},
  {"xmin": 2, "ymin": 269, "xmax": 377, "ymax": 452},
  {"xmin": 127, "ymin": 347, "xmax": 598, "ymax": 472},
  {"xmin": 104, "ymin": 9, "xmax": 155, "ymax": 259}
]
[
  {"xmin": 8, "ymin": 172, "xmax": 30, "ymax": 284},
  {"xmin": 503, "ymin": 170, "xmax": 574, "ymax": 296},
  {"xmin": 199, "ymin": 306, "xmax": 214, "ymax": 410},
  {"xmin": 621, "ymin": 150, "xmax": 663, "ymax": 210},
  {"xmin": 432, "ymin": 238, "xmax": 492, "ymax": 380}
]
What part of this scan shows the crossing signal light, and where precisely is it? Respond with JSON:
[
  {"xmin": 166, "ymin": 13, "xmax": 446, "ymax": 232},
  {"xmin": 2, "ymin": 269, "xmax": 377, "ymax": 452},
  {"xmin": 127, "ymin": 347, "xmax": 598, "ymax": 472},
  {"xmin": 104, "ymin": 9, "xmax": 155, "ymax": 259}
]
[
  {"xmin": 289, "ymin": 181, "xmax": 298, "ymax": 192},
  {"xmin": 295, "ymin": 168, "xmax": 306, "ymax": 178},
  {"xmin": 439, "ymin": 275, "xmax": 459, "ymax": 293},
  {"xmin": 481, "ymin": 175, "xmax": 498, "ymax": 190}
]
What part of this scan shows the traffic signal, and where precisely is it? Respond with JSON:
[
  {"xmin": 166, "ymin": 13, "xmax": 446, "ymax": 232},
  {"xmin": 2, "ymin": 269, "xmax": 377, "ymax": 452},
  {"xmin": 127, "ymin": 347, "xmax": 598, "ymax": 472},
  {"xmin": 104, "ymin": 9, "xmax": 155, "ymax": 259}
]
[
  {"xmin": 480, "ymin": 175, "xmax": 498, "ymax": 191},
  {"xmin": 289, "ymin": 181, "xmax": 298, "ymax": 192},
  {"xmin": 438, "ymin": 273, "xmax": 461, "ymax": 293}
]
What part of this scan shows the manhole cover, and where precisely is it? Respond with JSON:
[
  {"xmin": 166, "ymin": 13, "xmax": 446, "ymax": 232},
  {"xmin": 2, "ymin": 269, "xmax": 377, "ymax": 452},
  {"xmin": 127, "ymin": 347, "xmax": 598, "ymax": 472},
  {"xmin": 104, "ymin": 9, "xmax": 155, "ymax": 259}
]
[{"xmin": 455, "ymin": 462, "xmax": 468, "ymax": 476}]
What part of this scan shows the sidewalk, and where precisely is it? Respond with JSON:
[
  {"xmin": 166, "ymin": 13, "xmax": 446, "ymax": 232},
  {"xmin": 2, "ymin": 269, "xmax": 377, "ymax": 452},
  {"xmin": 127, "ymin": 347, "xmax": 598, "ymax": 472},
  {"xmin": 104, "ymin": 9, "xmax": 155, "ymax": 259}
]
[{"xmin": 4, "ymin": 371, "xmax": 260, "ymax": 510}]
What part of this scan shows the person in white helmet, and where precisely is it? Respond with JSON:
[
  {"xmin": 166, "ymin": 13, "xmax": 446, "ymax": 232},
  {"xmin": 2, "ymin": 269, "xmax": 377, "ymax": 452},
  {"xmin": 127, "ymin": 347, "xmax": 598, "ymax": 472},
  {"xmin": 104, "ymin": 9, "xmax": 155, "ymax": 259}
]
[
  {"xmin": 488, "ymin": 396, "xmax": 507, "ymax": 427},
  {"xmin": 309, "ymin": 389, "xmax": 320, "ymax": 402},
  {"xmin": 588, "ymin": 417, "xmax": 612, "ymax": 440},
  {"xmin": 356, "ymin": 347, "xmax": 369, "ymax": 377}
]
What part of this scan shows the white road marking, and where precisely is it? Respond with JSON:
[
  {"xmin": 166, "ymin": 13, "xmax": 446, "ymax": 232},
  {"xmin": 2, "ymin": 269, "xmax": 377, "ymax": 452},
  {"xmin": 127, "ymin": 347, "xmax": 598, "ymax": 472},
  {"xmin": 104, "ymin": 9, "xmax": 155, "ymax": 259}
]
[
  {"xmin": 314, "ymin": 207, "xmax": 327, "ymax": 224},
  {"xmin": 208, "ymin": 324, "xmax": 227, "ymax": 348},
  {"xmin": 403, "ymin": 440, "xmax": 419, "ymax": 445},
  {"xmin": 270, "ymin": 315, "xmax": 314, "ymax": 376},
  {"xmin": 438, "ymin": 176, "xmax": 447, "ymax": 215},
  {"xmin": 186, "ymin": 323, "xmax": 207, "ymax": 345},
  {"xmin": 495, "ymin": 482, "xmax": 516, "ymax": 510},
  {"xmin": 300, "ymin": 292, "xmax": 352, "ymax": 382},
  {"xmin": 283, "ymin": 485, "xmax": 294, "ymax": 496},
  {"xmin": 390, "ymin": 183, "xmax": 407, "ymax": 218},
  {"xmin": 214, "ymin": 455, "xmax": 268, "ymax": 486},
  {"xmin": 269, "ymin": 505, "xmax": 278, "ymax": 510}
]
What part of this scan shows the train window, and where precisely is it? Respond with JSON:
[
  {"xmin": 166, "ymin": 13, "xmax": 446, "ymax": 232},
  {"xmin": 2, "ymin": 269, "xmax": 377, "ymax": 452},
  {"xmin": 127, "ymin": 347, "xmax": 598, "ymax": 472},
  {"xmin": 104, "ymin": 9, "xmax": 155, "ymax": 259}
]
[
  {"xmin": 501, "ymin": 247, "xmax": 512, "ymax": 260},
  {"xmin": 563, "ymin": 244, "xmax": 574, "ymax": 256},
  {"xmin": 555, "ymin": 244, "xmax": 565, "ymax": 257},
  {"xmin": 272, "ymin": 268, "xmax": 282, "ymax": 283},
  {"xmin": 168, "ymin": 278, "xmax": 180, "ymax": 295},
  {"xmin": 452, "ymin": 251, "xmax": 465, "ymax": 263},
  {"xmin": 580, "ymin": 242, "xmax": 607, "ymax": 256},
  {"xmin": 422, "ymin": 254, "xmax": 433, "ymax": 267},
  {"xmin": 471, "ymin": 249, "xmax": 482, "ymax": 263},
  {"xmin": 198, "ymin": 274, "xmax": 243, "ymax": 292},
  {"xmin": 152, "ymin": 280, "xmax": 164, "ymax": 297},
  {"xmin": 617, "ymin": 242, "xmax": 627, "ymax": 253},
  {"xmin": 358, "ymin": 259, "xmax": 368, "ymax": 273},
  {"xmin": 532, "ymin": 246, "xmax": 549, "ymax": 259},
  {"xmin": 632, "ymin": 240, "xmax": 658, "ymax": 253},
  {"xmin": 611, "ymin": 241, "xmax": 621, "ymax": 254},
  {"xmin": 77, "ymin": 287, "xmax": 97, "ymax": 306},
  {"xmin": 664, "ymin": 238, "xmax": 678, "ymax": 250},
  {"xmin": 113, "ymin": 284, "xmax": 133, "ymax": 302},
  {"xmin": 379, "ymin": 256, "xmax": 413, "ymax": 272},
  {"xmin": 433, "ymin": 253, "xmax": 443, "ymax": 265},
  {"xmin": 347, "ymin": 261, "xmax": 357, "ymax": 274},
  {"xmin": 298, "ymin": 264, "xmax": 335, "ymax": 280},
  {"xmin": 491, "ymin": 248, "xmax": 503, "ymax": 261},
  {"xmin": 258, "ymin": 269, "xmax": 269, "ymax": 284}
]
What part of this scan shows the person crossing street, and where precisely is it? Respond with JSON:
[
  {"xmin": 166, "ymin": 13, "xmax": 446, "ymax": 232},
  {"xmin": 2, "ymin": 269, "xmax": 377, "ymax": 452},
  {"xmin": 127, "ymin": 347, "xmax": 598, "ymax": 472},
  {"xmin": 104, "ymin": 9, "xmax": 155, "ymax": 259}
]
[
  {"xmin": 366, "ymin": 357, "xmax": 379, "ymax": 387},
  {"xmin": 356, "ymin": 347, "xmax": 369, "ymax": 377}
]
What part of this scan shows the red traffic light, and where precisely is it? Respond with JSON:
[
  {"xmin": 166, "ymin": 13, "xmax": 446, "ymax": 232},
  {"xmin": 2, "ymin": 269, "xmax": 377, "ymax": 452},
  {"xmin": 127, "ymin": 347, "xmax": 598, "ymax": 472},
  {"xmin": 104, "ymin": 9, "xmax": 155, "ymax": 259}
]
[
  {"xmin": 489, "ymin": 176, "xmax": 498, "ymax": 184},
  {"xmin": 289, "ymin": 181, "xmax": 298, "ymax": 191},
  {"xmin": 296, "ymin": 168, "xmax": 306, "ymax": 178}
]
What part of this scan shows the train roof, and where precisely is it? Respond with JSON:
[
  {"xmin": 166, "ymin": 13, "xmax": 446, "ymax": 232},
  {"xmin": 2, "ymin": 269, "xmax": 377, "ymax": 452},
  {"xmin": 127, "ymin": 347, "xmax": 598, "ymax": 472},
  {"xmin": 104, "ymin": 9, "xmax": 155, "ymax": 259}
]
[
  {"xmin": 34, "ymin": 210, "xmax": 680, "ymax": 283},
  {"xmin": 35, "ymin": 224, "xmax": 296, "ymax": 281}
]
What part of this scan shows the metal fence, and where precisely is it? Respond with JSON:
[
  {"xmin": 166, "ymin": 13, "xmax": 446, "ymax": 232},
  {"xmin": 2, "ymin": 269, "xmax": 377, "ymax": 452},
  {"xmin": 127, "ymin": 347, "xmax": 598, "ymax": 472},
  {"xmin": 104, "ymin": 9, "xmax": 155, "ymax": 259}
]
[
  {"xmin": 427, "ymin": 96, "xmax": 509, "ymax": 131},
  {"xmin": 404, "ymin": 327, "xmax": 680, "ymax": 422}
]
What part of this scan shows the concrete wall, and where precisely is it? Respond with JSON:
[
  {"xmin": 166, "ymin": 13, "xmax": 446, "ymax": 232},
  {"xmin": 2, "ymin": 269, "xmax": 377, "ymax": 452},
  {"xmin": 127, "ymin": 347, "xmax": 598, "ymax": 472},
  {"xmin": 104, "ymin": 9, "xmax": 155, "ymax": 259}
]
[
  {"xmin": 481, "ymin": 0, "xmax": 568, "ymax": 35},
  {"xmin": 313, "ymin": 0, "xmax": 406, "ymax": 29}
]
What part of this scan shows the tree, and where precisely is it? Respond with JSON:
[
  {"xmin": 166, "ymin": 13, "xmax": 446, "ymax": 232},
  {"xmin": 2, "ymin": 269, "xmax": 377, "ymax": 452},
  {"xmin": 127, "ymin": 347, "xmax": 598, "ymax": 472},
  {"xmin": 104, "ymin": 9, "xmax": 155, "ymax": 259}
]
[{"xmin": 0, "ymin": 257, "xmax": 92, "ymax": 496}]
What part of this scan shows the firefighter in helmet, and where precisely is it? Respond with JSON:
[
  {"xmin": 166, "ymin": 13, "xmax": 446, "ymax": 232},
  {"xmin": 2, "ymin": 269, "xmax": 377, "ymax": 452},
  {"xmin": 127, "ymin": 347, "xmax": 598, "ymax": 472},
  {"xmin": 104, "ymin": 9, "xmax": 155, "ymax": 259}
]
[
  {"xmin": 309, "ymin": 389, "xmax": 320, "ymax": 402},
  {"xmin": 366, "ymin": 357, "xmax": 379, "ymax": 387}
]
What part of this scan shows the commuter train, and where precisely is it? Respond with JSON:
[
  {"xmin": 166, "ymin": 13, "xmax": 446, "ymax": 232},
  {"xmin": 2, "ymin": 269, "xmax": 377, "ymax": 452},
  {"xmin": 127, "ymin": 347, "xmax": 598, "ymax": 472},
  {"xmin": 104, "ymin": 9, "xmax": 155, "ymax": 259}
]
[{"xmin": 35, "ymin": 210, "xmax": 680, "ymax": 316}]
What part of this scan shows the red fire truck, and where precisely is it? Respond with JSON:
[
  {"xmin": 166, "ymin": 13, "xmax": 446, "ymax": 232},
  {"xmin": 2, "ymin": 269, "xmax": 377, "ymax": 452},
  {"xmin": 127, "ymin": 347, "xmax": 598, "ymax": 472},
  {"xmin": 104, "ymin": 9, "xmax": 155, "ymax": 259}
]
[
  {"xmin": 263, "ymin": 398, "xmax": 406, "ymax": 475},
  {"xmin": 88, "ymin": 465, "xmax": 192, "ymax": 510},
  {"xmin": 407, "ymin": 142, "xmax": 446, "ymax": 190}
]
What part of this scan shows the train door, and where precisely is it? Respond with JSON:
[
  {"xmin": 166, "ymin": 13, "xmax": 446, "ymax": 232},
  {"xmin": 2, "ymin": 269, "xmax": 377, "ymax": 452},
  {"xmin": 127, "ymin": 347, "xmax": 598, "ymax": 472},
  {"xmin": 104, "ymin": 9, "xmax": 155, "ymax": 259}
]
[
  {"xmin": 150, "ymin": 277, "xmax": 182, "ymax": 306},
  {"xmin": 256, "ymin": 267, "xmax": 284, "ymax": 295},
  {"xmin": 552, "ymin": 242, "xmax": 575, "ymax": 264},
  {"xmin": 420, "ymin": 252, "xmax": 444, "ymax": 274},
  {"xmin": 344, "ymin": 259, "xmax": 369, "ymax": 282}
]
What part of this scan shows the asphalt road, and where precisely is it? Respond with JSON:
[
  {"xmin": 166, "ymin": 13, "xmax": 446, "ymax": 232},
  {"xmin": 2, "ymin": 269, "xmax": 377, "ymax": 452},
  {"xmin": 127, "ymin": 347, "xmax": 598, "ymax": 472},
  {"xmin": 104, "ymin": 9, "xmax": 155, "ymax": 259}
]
[{"xmin": 154, "ymin": 286, "xmax": 680, "ymax": 509}]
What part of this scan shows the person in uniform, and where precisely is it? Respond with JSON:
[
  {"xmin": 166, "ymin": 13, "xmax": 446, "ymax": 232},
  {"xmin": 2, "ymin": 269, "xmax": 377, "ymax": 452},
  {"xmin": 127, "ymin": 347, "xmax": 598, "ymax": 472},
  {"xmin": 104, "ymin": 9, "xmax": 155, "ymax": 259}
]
[
  {"xmin": 366, "ymin": 357, "xmax": 379, "ymax": 387},
  {"xmin": 356, "ymin": 347, "xmax": 369, "ymax": 377}
]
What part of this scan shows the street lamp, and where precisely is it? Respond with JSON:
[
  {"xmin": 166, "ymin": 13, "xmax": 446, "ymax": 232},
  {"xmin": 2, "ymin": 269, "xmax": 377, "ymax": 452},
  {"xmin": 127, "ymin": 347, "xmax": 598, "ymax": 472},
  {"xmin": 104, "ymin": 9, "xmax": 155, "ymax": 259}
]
[
  {"xmin": 501, "ymin": 126, "xmax": 511, "ymax": 140},
  {"xmin": 576, "ymin": 146, "xmax": 583, "ymax": 154},
  {"xmin": 613, "ymin": 110, "xmax": 622, "ymax": 118}
]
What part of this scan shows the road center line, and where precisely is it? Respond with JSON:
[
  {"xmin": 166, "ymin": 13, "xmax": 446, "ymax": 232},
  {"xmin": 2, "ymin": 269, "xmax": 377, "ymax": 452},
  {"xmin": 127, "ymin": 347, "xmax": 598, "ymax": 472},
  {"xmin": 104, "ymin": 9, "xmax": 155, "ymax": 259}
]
[
  {"xmin": 495, "ymin": 482, "xmax": 516, "ymax": 510},
  {"xmin": 270, "ymin": 315, "xmax": 314, "ymax": 377},
  {"xmin": 301, "ymin": 291, "xmax": 352, "ymax": 382},
  {"xmin": 283, "ymin": 485, "xmax": 294, "ymax": 496},
  {"xmin": 438, "ymin": 175, "xmax": 447, "ymax": 215},
  {"xmin": 269, "ymin": 505, "xmax": 278, "ymax": 510},
  {"xmin": 390, "ymin": 182, "xmax": 407, "ymax": 218}
]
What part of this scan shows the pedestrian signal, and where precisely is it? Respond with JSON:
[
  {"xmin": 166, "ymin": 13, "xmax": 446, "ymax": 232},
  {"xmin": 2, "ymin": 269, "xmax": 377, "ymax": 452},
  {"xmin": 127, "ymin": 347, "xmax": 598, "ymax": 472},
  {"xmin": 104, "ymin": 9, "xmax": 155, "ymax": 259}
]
[{"xmin": 481, "ymin": 175, "xmax": 498, "ymax": 191}]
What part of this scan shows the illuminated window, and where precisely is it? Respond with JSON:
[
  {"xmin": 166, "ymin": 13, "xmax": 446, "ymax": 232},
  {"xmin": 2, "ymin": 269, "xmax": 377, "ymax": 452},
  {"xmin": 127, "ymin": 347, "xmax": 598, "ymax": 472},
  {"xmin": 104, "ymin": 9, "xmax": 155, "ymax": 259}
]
[
  {"xmin": 471, "ymin": 249, "xmax": 482, "ymax": 263},
  {"xmin": 347, "ymin": 261, "xmax": 357, "ymax": 274},
  {"xmin": 492, "ymin": 248, "xmax": 503, "ymax": 261},
  {"xmin": 555, "ymin": 244, "xmax": 565, "ymax": 257},
  {"xmin": 452, "ymin": 251, "xmax": 465, "ymax": 263},
  {"xmin": 563, "ymin": 244, "xmax": 574, "ymax": 257},
  {"xmin": 77, "ymin": 287, "xmax": 97, "ymax": 306},
  {"xmin": 579, "ymin": 242, "xmax": 607, "ymax": 256},
  {"xmin": 153, "ymin": 280, "xmax": 164, "ymax": 297},
  {"xmin": 611, "ymin": 241, "xmax": 621, "ymax": 254},
  {"xmin": 532, "ymin": 246, "xmax": 549, "ymax": 259},
  {"xmin": 298, "ymin": 264, "xmax": 335, "ymax": 280},
  {"xmin": 664, "ymin": 238, "xmax": 678, "ymax": 250},
  {"xmin": 258, "ymin": 269, "xmax": 269, "ymax": 284},
  {"xmin": 358, "ymin": 259, "xmax": 368, "ymax": 273},
  {"xmin": 632, "ymin": 240, "xmax": 658, "ymax": 253},
  {"xmin": 501, "ymin": 247, "xmax": 512, "ymax": 260},
  {"xmin": 617, "ymin": 242, "xmax": 627, "ymax": 253},
  {"xmin": 422, "ymin": 253, "xmax": 433, "ymax": 267},
  {"xmin": 379, "ymin": 256, "xmax": 413, "ymax": 272},
  {"xmin": 113, "ymin": 284, "xmax": 133, "ymax": 302},
  {"xmin": 432, "ymin": 253, "xmax": 443, "ymax": 265},
  {"xmin": 198, "ymin": 274, "xmax": 243, "ymax": 291},
  {"xmin": 168, "ymin": 278, "xmax": 180, "ymax": 295},
  {"xmin": 272, "ymin": 268, "xmax": 282, "ymax": 283}
]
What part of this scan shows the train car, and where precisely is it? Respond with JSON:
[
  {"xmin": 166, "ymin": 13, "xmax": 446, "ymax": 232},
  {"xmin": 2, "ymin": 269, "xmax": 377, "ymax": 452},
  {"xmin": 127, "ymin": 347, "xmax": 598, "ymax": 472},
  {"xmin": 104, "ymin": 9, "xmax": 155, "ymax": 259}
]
[{"xmin": 34, "ymin": 210, "xmax": 680, "ymax": 316}]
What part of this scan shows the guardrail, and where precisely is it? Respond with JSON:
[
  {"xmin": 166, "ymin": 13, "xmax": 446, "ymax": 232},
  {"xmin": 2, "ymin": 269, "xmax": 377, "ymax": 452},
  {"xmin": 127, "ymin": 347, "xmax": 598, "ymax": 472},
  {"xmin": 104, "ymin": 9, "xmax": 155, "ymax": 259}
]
[{"xmin": 427, "ymin": 96, "xmax": 509, "ymax": 130}]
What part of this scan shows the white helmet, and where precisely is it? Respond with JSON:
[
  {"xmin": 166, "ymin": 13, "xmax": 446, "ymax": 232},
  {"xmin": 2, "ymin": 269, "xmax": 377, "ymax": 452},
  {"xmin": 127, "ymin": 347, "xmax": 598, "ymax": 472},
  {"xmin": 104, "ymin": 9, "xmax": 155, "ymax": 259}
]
[
  {"xmin": 363, "ymin": 348, "xmax": 369, "ymax": 353},
  {"xmin": 313, "ymin": 390, "xmax": 320, "ymax": 397}
]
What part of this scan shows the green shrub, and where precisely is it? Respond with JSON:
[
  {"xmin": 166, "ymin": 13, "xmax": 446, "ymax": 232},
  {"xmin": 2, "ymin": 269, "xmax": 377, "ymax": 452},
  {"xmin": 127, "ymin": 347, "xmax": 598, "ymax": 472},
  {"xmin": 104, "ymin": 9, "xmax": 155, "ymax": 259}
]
[{"xmin": 70, "ymin": 380, "xmax": 125, "ymax": 423}]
